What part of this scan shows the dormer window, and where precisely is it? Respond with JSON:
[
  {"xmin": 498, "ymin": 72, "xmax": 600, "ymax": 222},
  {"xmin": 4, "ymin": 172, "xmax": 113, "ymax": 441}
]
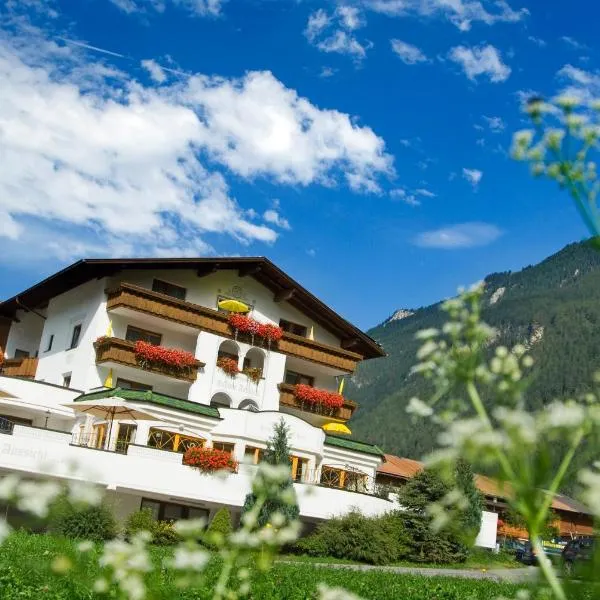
[{"xmin": 279, "ymin": 319, "xmax": 307, "ymax": 337}]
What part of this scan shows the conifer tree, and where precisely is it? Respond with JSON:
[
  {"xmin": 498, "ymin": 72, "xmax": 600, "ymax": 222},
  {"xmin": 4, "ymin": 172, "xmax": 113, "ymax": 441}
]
[{"xmin": 242, "ymin": 418, "xmax": 300, "ymax": 528}]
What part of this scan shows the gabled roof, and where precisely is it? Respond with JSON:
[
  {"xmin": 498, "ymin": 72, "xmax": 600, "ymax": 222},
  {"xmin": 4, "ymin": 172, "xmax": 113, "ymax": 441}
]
[
  {"xmin": 377, "ymin": 453, "xmax": 594, "ymax": 516},
  {"xmin": 0, "ymin": 257, "xmax": 384, "ymax": 359},
  {"xmin": 74, "ymin": 387, "xmax": 221, "ymax": 419}
]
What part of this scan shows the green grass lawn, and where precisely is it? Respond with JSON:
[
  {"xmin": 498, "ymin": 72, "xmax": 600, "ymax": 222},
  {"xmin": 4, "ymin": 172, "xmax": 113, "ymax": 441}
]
[
  {"xmin": 0, "ymin": 532, "xmax": 528, "ymax": 599},
  {"xmin": 280, "ymin": 547, "xmax": 522, "ymax": 570}
]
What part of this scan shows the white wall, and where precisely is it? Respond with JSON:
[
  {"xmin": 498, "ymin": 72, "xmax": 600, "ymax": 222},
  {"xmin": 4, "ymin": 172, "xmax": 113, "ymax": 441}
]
[
  {"xmin": 5, "ymin": 309, "xmax": 45, "ymax": 358},
  {"xmin": 475, "ymin": 510, "xmax": 498, "ymax": 549},
  {"xmin": 36, "ymin": 278, "xmax": 109, "ymax": 389},
  {"xmin": 109, "ymin": 269, "xmax": 342, "ymax": 348}
]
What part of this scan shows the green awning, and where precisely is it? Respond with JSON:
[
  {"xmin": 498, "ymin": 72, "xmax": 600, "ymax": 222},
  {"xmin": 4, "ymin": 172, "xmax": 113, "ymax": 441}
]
[
  {"xmin": 324, "ymin": 434, "xmax": 384, "ymax": 457},
  {"xmin": 74, "ymin": 387, "xmax": 221, "ymax": 419}
]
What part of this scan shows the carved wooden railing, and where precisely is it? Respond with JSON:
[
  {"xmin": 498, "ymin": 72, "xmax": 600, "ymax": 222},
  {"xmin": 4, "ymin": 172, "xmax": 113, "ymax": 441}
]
[
  {"xmin": 94, "ymin": 337, "xmax": 203, "ymax": 383},
  {"xmin": 106, "ymin": 283, "xmax": 362, "ymax": 372},
  {"xmin": 1, "ymin": 357, "xmax": 38, "ymax": 379},
  {"xmin": 278, "ymin": 382, "xmax": 357, "ymax": 421}
]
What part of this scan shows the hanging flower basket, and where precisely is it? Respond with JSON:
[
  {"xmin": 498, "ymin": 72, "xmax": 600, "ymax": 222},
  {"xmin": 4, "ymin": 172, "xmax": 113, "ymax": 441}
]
[
  {"xmin": 294, "ymin": 384, "xmax": 344, "ymax": 413},
  {"xmin": 183, "ymin": 446, "xmax": 238, "ymax": 473},
  {"xmin": 134, "ymin": 340, "xmax": 197, "ymax": 375},
  {"xmin": 217, "ymin": 356, "xmax": 240, "ymax": 377},
  {"xmin": 227, "ymin": 314, "xmax": 283, "ymax": 346},
  {"xmin": 243, "ymin": 366, "xmax": 263, "ymax": 384}
]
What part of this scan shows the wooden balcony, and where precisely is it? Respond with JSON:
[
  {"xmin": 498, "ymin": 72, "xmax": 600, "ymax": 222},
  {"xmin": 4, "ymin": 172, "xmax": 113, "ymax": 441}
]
[
  {"xmin": 1, "ymin": 357, "xmax": 38, "ymax": 379},
  {"xmin": 106, "ymin": 283, "xmax": 362, "ymax": 373},
  {"xmin": 94, "ymin": 337, "xmax": 203, "ymax": 383},
  {"xmin": 278, "ymin": 383, "xmax": 357, "ymax": 422}
]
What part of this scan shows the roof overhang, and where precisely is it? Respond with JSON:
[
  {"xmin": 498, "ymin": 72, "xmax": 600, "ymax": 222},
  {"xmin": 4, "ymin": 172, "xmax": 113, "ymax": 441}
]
[{"xmin": 0, "ymin": 257, "xmax": 384, "ymax": 360}]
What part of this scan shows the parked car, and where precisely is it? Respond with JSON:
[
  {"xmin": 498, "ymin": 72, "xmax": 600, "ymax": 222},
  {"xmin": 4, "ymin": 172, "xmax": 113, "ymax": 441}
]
[
  {"xmin": 515, "ymin": 538, "xmax": 568, "ymax": 565},
  {"xmin": 562, "ymin": 537, "xmax": 595, "ymax": 575},
  {"xmin": 515, "ymin": 541, "xmax": 536, "ymax": 565}
]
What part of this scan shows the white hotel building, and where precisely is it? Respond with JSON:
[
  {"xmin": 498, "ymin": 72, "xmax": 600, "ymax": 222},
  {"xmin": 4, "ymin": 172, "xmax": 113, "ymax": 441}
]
[{"xmin": 0, "ymin": 258, "xmax": 393, "ymax": 527}]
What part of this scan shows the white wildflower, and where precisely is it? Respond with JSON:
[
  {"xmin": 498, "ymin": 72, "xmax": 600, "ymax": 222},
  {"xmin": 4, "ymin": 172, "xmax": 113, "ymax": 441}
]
[
  {"xmin": 513, "ymin": 129, "xmax": 534, "ymax": 148},
  {"xmin": 318, "ymin": 584, "xmax": 364, "ymax": 600},
  {"xmin": 541, "ymin": 401, "xmax": 585, "ymax": 430},
  {"xmin": 67, "ymin": 481, "xmax": 103, "ymax": 506},
  {"xmin": 0, "ymin": 474, "xmax": 20, "ymax": 501},
  {"xmin": 407, "ymin": 397, "xmax": 433, "ymax": 417},
  {"xmin": 93, "ymin": 579, "xmax": 109, "ymax": 593},
  {"xmin": 77, "ymin": 540, "xmax": 94, "ymax": 552},
  {"xmin": 417, "ymin": 340, "xmax": 438, "ymax": 360},
  {"xmin": 173, "ymin": 518, "xmax": 206, "ymax": 537},
  {"xmin": 170, "ymin": 547, "xmax": 209, "ymax": 571},
  {"xmin": 415, "ymin": 328, "xmax": 439, "ymax": 340},
  {"xmin": 0, "ymin": 519, "xmax": 11, "ymax": 544},
  {"xmin": 16, "ymin": 481, "xmax": 61, "ymax": 517},
  {"xmin": 554, "ymin": 95, "xmax": 580, "ymax": 110}
]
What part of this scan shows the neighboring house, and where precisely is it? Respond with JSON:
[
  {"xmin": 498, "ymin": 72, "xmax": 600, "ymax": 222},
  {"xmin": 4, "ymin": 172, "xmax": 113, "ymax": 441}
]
[
  {"xmin": 0, "ymin": 257, "xmax": 388, "ymax": 528},
  {"xmin": 376, "ymin": 454, "xmax": 594, "ymax": 539}
]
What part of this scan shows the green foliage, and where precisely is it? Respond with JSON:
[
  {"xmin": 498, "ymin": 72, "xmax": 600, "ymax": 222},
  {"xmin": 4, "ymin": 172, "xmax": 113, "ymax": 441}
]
[
  {"xmin": 242, "ymin": 418, "xmax": 300, "ymax": 528},
  {"xmin": 125, "ymin": 508, "xmax": 155, "ymax": 537},
  {"xmin": 49, "ymin": 498, "xmax": 117, "ymax": 542},
  {"xmin": 399, "ymin": 470, "xmax": 468, "ymax": 564},
  {"xmin": 294, "ymin": 510, "xmax": 409, "ymax": 565},
  {"xmin": 205, "ymin": 508, "xmax": 232, "ymax": 549},
  {"xmin": 151, "ymin": 520, "xmax": 180, "ymax": 546},
  {"xmin": 349, "ymin": 239, "xmax": 600, "ymax": 492},
  {"xmin": 455, "ymin": 459, "xmax": 483, "ymax": 542},
  {"xmin": 124, "ymin": 509, "xmax": 180, "ymax": 545}
]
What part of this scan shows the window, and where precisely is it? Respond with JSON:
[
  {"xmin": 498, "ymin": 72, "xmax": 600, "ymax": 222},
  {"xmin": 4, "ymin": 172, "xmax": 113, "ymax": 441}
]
[
  {"xmin": 140, "ymin": 498, "xmax": 209, "ymax": 522},
  {"xmin": 116, "ymin": 378, "xmax": 153, "ymax": 392},
  {"xmin": 243, "ymin": 446, "xmax": 263, "ymax": 464},
  {"xmin": 125, "ymin": 325, "xmax": 162, "ymax": 346},
  {"xmin": 212, "ymin": 441, "xmax": 235, "ymax": 454},
  {"xmin": 69, "ymin": 324, "xmax": 82, "ymax": 349},
  {"xmin": 45, "ymin": 335, "xmax": 54, "ymax": 352},
  {"xmin": 13, "ymin": 349, "xmax": 29, "ymax": 359},
  {"xmin": 290, "ymin": 456, "xmax": 308, "ymax": 482},
  {"xmin": 279, "ymin": 319, "xmax": 307, "ymax": 337},
  {"xmin": 152, "ymin": 279, "xmax": 187, "ymax": 301},
  {"xmin": 116, "ymin": 423, "xmax": 137, "ymax": 453},
  {"xmin": 0, "ymin": 414, "xmax": 32, "ymax": 426},
  {"xmin": 62, "ymin": 373, "xmax": 72, "ymax": 388},
  {"xmin": 284, "ymin": 370, "xmax": 314, "ymax": 387}
]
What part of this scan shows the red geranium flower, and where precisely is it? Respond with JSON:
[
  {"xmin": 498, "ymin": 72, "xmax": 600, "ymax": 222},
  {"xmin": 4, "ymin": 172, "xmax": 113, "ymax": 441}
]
[
  {"xmin": 294, "ymin": 384, "xmax": 344, "ymax": 409},
  {"xmin": 183, "ymin": 447, "xmax": 238, "ymax": 473},
  {"xmin": 217, "ymin": 356, "xmax": 240, "ymax": 376},
  {"xmin": 134, "ymin": 341, "xmax": 197, "ymax": 370}
]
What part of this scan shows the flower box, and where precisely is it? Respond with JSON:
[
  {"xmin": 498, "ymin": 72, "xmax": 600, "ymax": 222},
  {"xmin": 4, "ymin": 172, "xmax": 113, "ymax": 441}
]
[
  {"xmin": 228, "ymin": 314, "xmax": 283, "ymax": 345},
  {"xmin": 217, "ymin": 356, "xmax": 240, "ymax": 377},
  {"xmin": 134, "ymin": 340, "xmax": 197, "ymax": 376},
  {"xmin": 294, "ymin": 384, "xmax": 344, "ymax": 411},
  {"xmin": 183, "ymin": 446, "xmax": 238, "ymax": 473}
]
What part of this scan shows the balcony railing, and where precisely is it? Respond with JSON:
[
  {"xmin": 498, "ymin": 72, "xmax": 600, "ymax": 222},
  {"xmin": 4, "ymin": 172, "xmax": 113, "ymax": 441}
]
[
  {"xmin": 299, "ymin": 465, "xmax": 391, "ymax": 498},
  {"xmin": 278, "ymin": 383, "xmax": 357, "ymax": 421},
  {"xmin": 94, "ymin": 337, "xmax": 203, "ymax": 382},
  {"xmin": 106, "ymin": 283, "xmax": 362, "ymax": 372},
  {"xmin": 1, "ymin": 357, "xmax": 38, "ymax": 379}
]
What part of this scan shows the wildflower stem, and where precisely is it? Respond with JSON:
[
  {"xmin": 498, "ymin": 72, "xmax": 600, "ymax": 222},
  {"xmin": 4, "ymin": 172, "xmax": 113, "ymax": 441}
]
[
  {"xmin": 531, "ymin": 536, "xmax": 566, "ymax": 600},
  {"xmin": 465, "ymin": 381, "xmax": 517, "ymax": 481}
]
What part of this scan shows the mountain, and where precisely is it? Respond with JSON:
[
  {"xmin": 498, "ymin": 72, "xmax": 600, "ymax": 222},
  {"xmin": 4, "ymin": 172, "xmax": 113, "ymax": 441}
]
[{"xmin": 349, "ymin": 240, "xmax": 600, "ymax": 468}]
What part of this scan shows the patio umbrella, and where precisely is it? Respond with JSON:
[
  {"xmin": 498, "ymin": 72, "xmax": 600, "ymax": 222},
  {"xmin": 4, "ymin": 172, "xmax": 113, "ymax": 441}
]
[
  {"xmin": 322, "ymin": 422, "xmax": 352, "ymax": 435},
  {"xmin": 217, "ymin": 299, "xmax": 249, "ymax": 313},
  {"xmin": 62, "ymin": 398, "xmax": 156, "ymax": 450}
]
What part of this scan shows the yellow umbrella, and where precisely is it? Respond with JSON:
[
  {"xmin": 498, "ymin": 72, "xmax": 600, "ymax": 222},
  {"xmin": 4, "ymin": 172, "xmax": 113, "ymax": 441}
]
[
  {"xmin": 322, "ymin": 423, "xmax": 352, "ymax": 435},
  {"xmin": 218, "ymin": 299, "xmax": 250, "ymax": 313}
]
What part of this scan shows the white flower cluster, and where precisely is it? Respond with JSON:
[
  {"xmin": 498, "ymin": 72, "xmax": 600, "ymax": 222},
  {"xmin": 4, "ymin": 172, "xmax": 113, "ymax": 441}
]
[
  {"xmin": 512, "ymin": 95, "xmax": 600, "ymax": 239},
  {"xmin": 579, "ymin": 461, "xmax": 600, "ymax": 518},
  {"xmin": 318, "ymin": 584, "xmax": 364, "ymax": 600}
]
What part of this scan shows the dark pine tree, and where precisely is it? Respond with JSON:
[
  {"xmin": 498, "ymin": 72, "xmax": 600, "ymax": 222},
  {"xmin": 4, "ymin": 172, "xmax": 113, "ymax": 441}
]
[
  {"xmin": 455, "ymin": 459, "xmax": 483, "ymax": 544},
  {"xmin": 242, "ymin": 418, "xmax": 300, "ymax": 528}
]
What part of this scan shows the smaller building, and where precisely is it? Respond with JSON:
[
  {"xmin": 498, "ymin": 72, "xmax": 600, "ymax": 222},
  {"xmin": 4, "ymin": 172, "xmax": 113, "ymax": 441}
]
[{"xmin": 376, "ymin": 454, "xmax": 595, "ymax": 539}]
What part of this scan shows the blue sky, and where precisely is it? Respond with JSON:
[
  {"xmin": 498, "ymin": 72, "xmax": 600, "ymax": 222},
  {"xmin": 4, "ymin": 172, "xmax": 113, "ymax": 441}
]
[{"xmin": 0, "ymin": 0, "xmax": 598, "ymax": 329}]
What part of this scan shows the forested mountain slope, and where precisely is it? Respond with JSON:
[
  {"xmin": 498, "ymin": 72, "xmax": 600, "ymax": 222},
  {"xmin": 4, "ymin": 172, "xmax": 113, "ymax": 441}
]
[{"xmin": 350, "ymin": 240, "xmax": 600, "ymax": 464}]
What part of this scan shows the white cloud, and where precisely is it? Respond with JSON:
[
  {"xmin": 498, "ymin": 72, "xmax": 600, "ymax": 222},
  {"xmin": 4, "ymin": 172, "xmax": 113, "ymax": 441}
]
[
  {"xmin": 561, "ymin": 36, "xmax": 588, "ymax": 51},
  {"xmin": 305, "ymin": 7, "xmax": 370, "ymax": 61},
  {"xmin": 482, "ymin": 115, "xmax": 505, "ymax": 132},
  {"xmin": 109, "ymin": 0, "xmax": 226, "ymax": 17},
  {"xmin": 0, "ymin": 22, "xmax": 393, "ymax": 261},
  {"xmin": 319, "ymin": 66, "xmax": 337, "ymax": 78},
  {"xmin": 365, "ymin": 0, "xmax": 527, "ymax": 31},
  {"xmin": 528, "ymin": 36, "xmax": 546, "ymax": 47},
  {"xmin": 414, "ymin": 222, "xmax": 501, "ymax": 248},
  {"xmin": 390, "ymin": 39, "xmax": 428, "ymax": 64},
  {"xmin": 462, "ymin": 168, "xmax": 483, "ymax": 187},
  {"xmin": 414, "ymin": 188, "xmax": 436, "ymax": 198},
  {"xmin": 476, "ymin": 138, "xmax": 485, "ymax": 147},
  {"xmin": 337, "ymin": 5, "xmax": 365, "ymax": 30},
  {"xmin": 306, "ymin": 248, "xmax": 316, "ymax": 257},
  {"xmin": 263, "ymin": 209, "xmax": 291, "ymax": 230},
  {"xmin": 141, "ymin": 59, "xmax": 167, "ymax": 83},
  {"xmin": 557, "ymin": 64, "xmax": 600, "ymax": 102},
  {"xmin": 448, "ymin": 44, "xmax": 511, "ymax": 83},
  {"xmin": 390, "ymin": 188, "xmax": 420, "ymax": 206}
]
